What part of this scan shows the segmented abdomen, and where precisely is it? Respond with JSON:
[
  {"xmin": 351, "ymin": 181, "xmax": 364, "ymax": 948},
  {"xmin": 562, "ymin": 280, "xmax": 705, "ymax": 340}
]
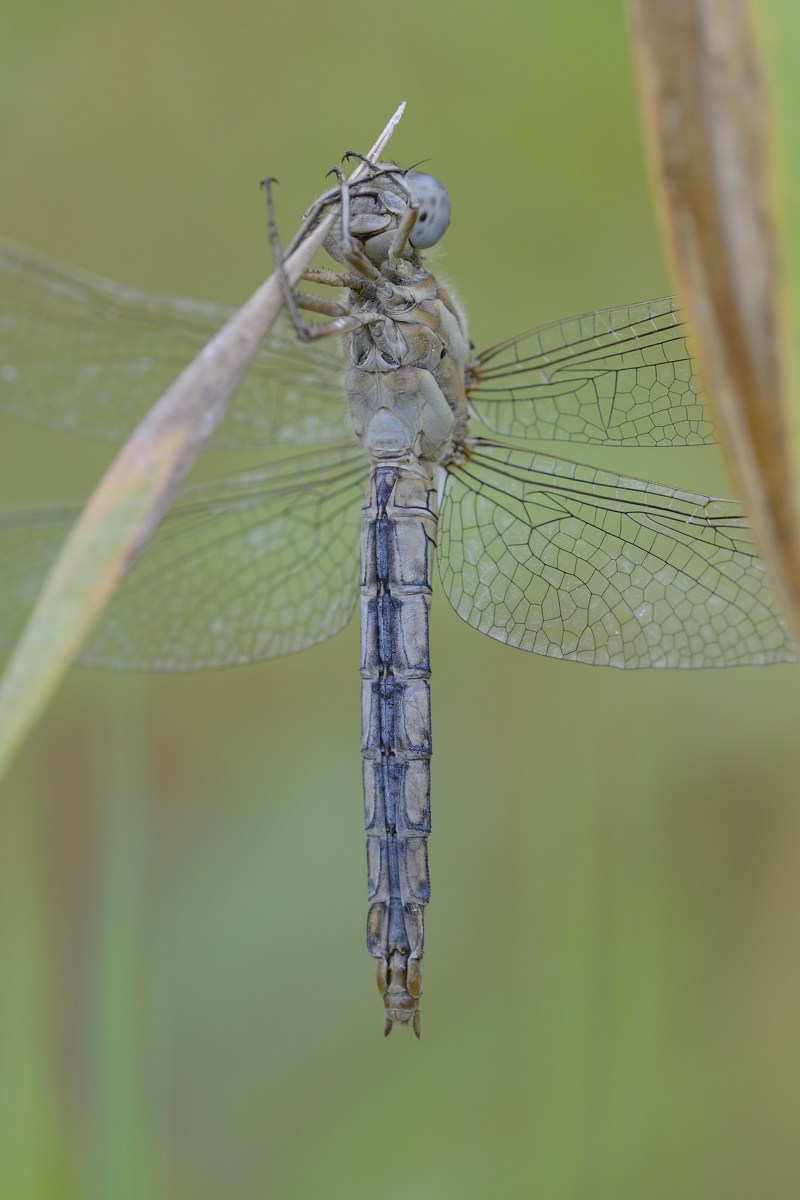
[{"xmin": 360, "ymin": 461, "xmax": 437, "ymax": 1035}]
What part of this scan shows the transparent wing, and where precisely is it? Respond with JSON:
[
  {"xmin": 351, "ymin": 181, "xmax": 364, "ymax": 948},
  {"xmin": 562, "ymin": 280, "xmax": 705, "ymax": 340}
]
[
  {"xmin": 0, "ymin": 444, "xmax": 368, "ymax": 670},
  {"xmin": 470, "ymin": 296, "xmax": 714, "ymax": 447},
  {"xmin": 438, "ymin": 439, "xmax": 795, "ymax": 668},
  {"xmin": 0, "ymin": 237, "xmax": 351, "ymax": 449}
]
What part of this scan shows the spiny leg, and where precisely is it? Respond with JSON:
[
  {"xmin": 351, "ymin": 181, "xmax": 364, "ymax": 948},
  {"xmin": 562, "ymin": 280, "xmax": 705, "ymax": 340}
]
[
  {"xmin": 388, "ymin": 200, "xmax": 419, "ymax": 263},
  {"xmin": 262, "ymin": 173, "xmax": 373, "ymax": 343},
  {"xmin": 327, "ymin": 164, "xmax": 382, "ymax": 284},
  {"xmin": 262, "ymin": 175, "xmax": 315, "ymax": 339},
  {"xmin": 302, "ymin": 267, "xmax": 365, "ymax": 289},
  {"xmin": 292, "ymin": 292, "xmax": 351, "ymax": 318},
  {"xmin": 378, "ymin": 169, "xmax": 419, "ymax": 262},
  {"xmin": 298, "ymin": 264, "xmax": 376, "ymax": 318}
]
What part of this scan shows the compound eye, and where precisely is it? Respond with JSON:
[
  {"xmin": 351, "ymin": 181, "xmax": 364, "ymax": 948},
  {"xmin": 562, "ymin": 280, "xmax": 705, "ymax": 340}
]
[{"xmin": 406, "ymin": 171, "xmax": 451, "ymax": 249}]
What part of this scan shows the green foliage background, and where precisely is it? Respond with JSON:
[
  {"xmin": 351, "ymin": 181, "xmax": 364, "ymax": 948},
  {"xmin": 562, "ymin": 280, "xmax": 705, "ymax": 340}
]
[{"xmin": 1, "ymin": 1, "xmax": 799, "ymax": 1197}]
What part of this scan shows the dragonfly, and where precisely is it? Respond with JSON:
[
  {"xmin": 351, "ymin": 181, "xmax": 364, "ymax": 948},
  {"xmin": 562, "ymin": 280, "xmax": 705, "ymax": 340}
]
[{"xmin": 0, "ymin": 159, "xmax": 795, "ymax": 1037}]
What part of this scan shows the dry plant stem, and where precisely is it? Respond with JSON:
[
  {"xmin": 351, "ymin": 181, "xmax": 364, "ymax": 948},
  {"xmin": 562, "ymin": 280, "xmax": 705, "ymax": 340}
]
[
  {"xmin": 0, "ymin": 103, "xmax": 407, "ymax": 777},
  {"xmin": 629, "ymin": 0, "xmax": 800, "ymax": 648}
]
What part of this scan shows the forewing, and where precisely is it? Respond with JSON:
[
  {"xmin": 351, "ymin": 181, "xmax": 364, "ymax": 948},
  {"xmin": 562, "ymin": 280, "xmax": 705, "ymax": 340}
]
[
  {"xmin": 0, "ymin": 444, "xmax": 368, "ymax": 670},
  {"xmin": 438, "ymin": 439, "xmax": 795, "ymax": 668},
  {"xmin": 0, "ymin": 237, "xmax": 351, "ymax": 449},
  {"xmin": 470, "ymin": 296, "xmax": 713, "ymax": 447}
]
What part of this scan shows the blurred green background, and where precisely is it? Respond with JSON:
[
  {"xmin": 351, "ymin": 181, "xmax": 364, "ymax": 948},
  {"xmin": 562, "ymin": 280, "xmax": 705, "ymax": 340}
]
[{"xmin": 2, "ymin": 1, "xmax": 800, "ymax": 1197}]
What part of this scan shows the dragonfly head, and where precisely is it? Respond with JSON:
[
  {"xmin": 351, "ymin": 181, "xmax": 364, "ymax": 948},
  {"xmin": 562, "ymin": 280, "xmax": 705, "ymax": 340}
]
[
  {"xmin": 377, "ymin": 950, "xmax": 422, "ymax": 1038},
  {"xmin": 339, "ymin": 166, "xmax": 451, "ymax": 268}
]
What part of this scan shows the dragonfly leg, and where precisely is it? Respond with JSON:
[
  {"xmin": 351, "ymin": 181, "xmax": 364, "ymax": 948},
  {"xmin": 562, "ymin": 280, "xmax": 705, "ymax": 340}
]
[
  {"xmin": 293, "ymin": 292, "xmax": 352, "ymax": 318},
  {"xmin": 298, "ymin": 311, "xmax": 375, "ymax": 342},
  {"xmin": 388, "ymin": 201, "xmax": 419, "ymax": 264},
  {"xmin": 292, "ymin": 291, "xmax": 378, "ymax": 342},
  {"xmin": 326, "ymin": 165, "xmax": 382, "ymax": 284},
  {"xmin": 381, "ymin": 172, "xmax": 421, "ymax": 263},
  {"xmin": 301, "ymin": 267, "xmax": 365, "ymax": 290},
  {"xmin": 263, "ymin": 174, "xmax": 376, "ymax": 343},
  {"xmin": 262, "ymin": 175, "xmax": 321, "ymax": 341}
]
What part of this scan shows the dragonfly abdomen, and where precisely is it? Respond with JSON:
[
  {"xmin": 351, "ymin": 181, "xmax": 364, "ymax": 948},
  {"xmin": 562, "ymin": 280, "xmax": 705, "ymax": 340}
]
[{"xmin": 361, "ymin": 461, "xmax": 437, "ymax": 1037}]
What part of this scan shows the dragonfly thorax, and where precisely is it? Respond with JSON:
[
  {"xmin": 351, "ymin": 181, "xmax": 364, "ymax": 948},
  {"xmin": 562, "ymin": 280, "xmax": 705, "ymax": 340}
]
[
  {"xmin": 346, "ymin": 362, "xmax": 458, "ymax": 460},
  {"xmin": 342, "ymin": 228, "xmax": 472, "ymax": 464},
  {"xmin": 323, "ymin": 162, "xmax": 466, "ymax": 462}
]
